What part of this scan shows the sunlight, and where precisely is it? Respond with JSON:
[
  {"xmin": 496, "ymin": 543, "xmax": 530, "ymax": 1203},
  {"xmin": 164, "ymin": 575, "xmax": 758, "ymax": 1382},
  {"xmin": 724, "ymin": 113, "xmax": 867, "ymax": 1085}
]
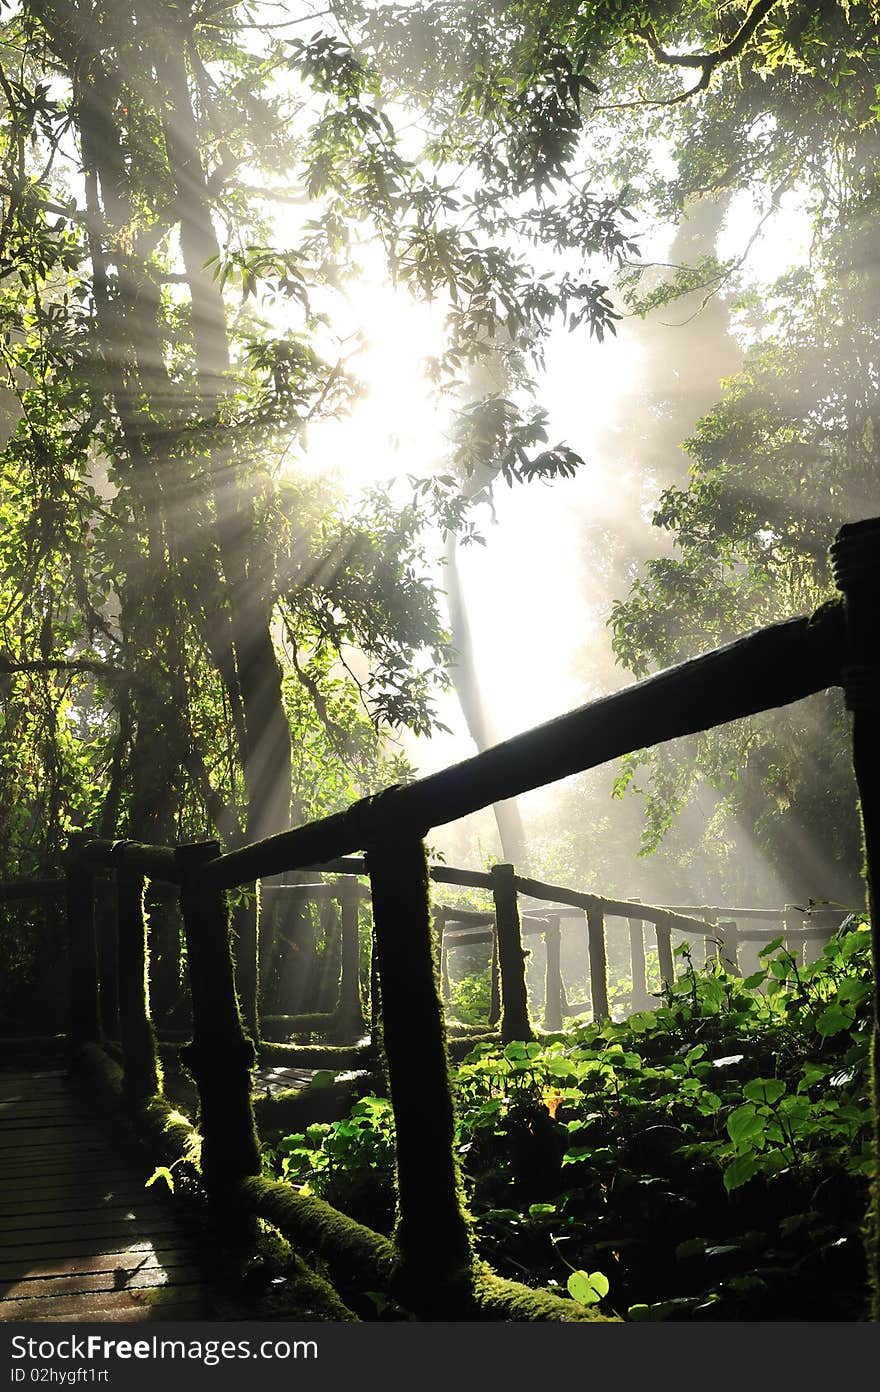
[
  {"xmin": 291, "ymin": 181, "xmax": 816, "ymax": 851},
  {"xmin": 304, "ymin": 276, "xmax": 451, "ymax": 490}
]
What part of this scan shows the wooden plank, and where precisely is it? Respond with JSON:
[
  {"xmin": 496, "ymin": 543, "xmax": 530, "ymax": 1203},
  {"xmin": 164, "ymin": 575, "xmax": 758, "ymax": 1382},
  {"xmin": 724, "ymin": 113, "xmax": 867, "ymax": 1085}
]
[
  {"xmin": 0, "ymin": 1217, "xmax": 184, "ymax": 1244},
  {"xmin": 0, "ymin": 1241, "xmax": 178, "ymax": 1275},
  {"xmin": 0, "ymin": 1191, "xmax": 162, "ymax": 1220},
  {"xmin": 0, "ymin": 1156, "xmax": 120, "ymax": 1181},
  {"xmin": 0, "ymin": 1071, "xmax": 210, "ymax": 1324},
  {"xmin": 0, "ymin": 1170, "xmax": 141, "ymax": 1198},
  {"xmin": 0, "ymin": 1284, "xmax": 207, "ymax": 1321},
  {"xmin": 0, "ymin": 1098, "xmax": 82, "ymax": 1115},
  {"xmin": 42, "ymin": 1297, "xmax": 209, "ymax": 1322},
  {"xmin": 0, "ymin": 1246, "xmax": 199, "ymax": 1281},
  {"xmin": 0, "ymin": 1127, "xmax": 106, "ymax": 1150},
  {"xmin": 2, "ymin": 1264, "xmax": 204, "ymax": 1301}
]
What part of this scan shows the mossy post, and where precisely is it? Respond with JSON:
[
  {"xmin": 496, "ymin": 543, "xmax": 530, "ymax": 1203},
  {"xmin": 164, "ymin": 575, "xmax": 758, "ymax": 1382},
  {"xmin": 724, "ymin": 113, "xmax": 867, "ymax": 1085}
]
[
  {"xmin": 491, "ymin": 863, "xmax": 534, "ymax": 1043},
  {"xmin": 628, "ymin": 901, "xmax": 650, "ymax": 1012},
  {"xmin": 656, "ymin": 917, "xmax": 675, "ymax": 991},
  {"xmin": 233, "ymin": 882, "xmax": 260, "ymax": 1044},
  {"xmin": 64, "ymin": 832, "xmax": 101, "ymax": 1056},
  {"xmin": 435, "ymin": 909, "xmax": 450, "ymax": 1001},
  {"xmin": 717, "ymin": 920, "xmax": 740, "ymax": 976},
  {"xmin": 830, "ymin": 517, "xmax": 880, "ymax": 1318},
  {"xmin": 543, "ymin": 917, "xmax": 563, "ymax": 1031},
  {"xmin": 335, "ymin": 878, "xmax": 366, "ymax": 1041},
  {"xmin": 367, "ymin": 835, "xmax": 473, "ymax": 1308},
  {"xmin": 96, "ymin": 882, "xmax": 119, "ymax": 1039},
  {"xmin": 116, "ymin": 868, "xmax": 161, "ymax": 1102},
  {"xmin": 318, "ymin": 896, "xmax": 342, "ymax": 1013},
  {"xmin": 586, "ymin": 906, "xmax": 609, "ymax": 1021},
  {"xmin": 175, "ymin": 841, "xmax": 260, "ymax": 1200},
  {"xmin": 489, "ymin": 930, "xmax": 501, "ymax": 1027}
]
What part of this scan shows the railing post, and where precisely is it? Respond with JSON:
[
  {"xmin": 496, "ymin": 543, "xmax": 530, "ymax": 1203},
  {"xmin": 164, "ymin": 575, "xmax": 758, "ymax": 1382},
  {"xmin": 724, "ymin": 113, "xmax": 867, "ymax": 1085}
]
[
  {"xmin": 335, "ymin": 877, "xmax": 366, "ymax": 1041},
  {"xmin": 367, "ymin": 835, "xmax": 472, "ymax": 1305},
  {"xmin": 175, "ymin": 841, "xmax": 260, "ymax": 1198},
  {"xmin": 116, "ymin": 869, "xmax": 161, "ymax": 1101},
  {"xmin": 435, "ymin": 908, "xmax": 450, "ymax": 1001},
  {"xmin": 586, "ymin": 906, "xmax": 609, "ymax": 1021},
  {"xmin": 627, "ymin": 899, "xmax": 650, "ymax": 1012},
  {"xmin": 64, "ymin": 832, "xmax": 101, "ymax": 1057},
  {"xmin": 96, "ymin": 880, "xmax": 119, "ymax": 1039},
  {"xmin": 232, "ymin": 885, "xmax": 260, "ymax": 1044},
  {"xmin": 656, "ymin": 916, "xmax": 675, "ymax": 992},
  {"xmin": 489, "ymin": 930, "xmax": 501, "ymax": 1028},
  {"xmin": 490, "ymin": 863, "xmax": 534, "ymax": 1043},
  {"xmin": 831, "ymin": 517, "xmax": 880, "ymax": 1318},
  {"xmin": 543, "ymin": 916, "xmax": 563, "ymax": 1031},
  {"xmin": 717, "ymin": 919, "xmax": 740, "ymax": 976}
]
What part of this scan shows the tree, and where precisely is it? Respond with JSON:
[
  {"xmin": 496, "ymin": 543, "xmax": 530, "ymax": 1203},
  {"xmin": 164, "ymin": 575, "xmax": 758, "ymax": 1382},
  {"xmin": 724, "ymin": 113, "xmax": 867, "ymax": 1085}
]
[{"xmin": 0, "ymin": 0, "xmax": 636, "ymax": 894}]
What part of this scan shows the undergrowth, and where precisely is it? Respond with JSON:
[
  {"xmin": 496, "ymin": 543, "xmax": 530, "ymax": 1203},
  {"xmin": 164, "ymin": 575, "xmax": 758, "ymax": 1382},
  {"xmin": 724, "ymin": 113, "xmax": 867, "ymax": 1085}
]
[{"xmin": 262, "ymin": 918, "xmax": 874, "ymax": 1320}]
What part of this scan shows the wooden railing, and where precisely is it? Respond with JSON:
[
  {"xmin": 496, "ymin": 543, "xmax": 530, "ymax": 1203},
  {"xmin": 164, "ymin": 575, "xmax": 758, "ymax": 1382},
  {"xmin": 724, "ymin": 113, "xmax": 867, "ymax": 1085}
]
[
  {"xmin": 254, "ymin": 857, "xmax": 845, "ymax": 1038},
  {"xmin": 4, "ymin": 514, "xmax": 879, "ymax": 1319}
]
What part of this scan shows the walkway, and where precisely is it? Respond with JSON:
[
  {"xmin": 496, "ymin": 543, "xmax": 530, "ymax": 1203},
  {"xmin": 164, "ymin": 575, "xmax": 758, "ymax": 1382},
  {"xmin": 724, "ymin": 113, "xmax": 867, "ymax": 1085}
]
[{"xmin": 0, "ymin": 1069, "xmax": 210, "ymax": 1322}]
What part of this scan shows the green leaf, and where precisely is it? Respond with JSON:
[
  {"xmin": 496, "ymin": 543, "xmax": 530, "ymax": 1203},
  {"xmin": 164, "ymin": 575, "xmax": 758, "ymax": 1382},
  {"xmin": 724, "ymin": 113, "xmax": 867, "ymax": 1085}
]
[
  {"xmin": 627, "ymin": 1304, "xmax": 652, "ymax": 1321},
  {"xmin": 145, "ymin": 1166, "xmax": 174, "ymax": 1193},
  {"xmin": 727, "ymin": 1104, "xmax": 763, "ymax": 1146},
  {"xmin": 309, "ymin": 1070, "xmax": 337, "ymax": 1089},
  {"xmin": 567, "ymin": 1270, "xmax": 609, "ymax": 1305},
  {"xmin": 675, "ymin": 1237, "xmax": 707, "ymax": 1260},
  {"xmin": 723, "ymin": 1153, "xmax": 759, "ymax": 1191},
  {"xmin": 743, "ymin": 1078, "xmax": 785, "ymax": 1106},
  {"xmin": 816, "ymin": 1003, "xmax": 855, "ymax": 1037}
]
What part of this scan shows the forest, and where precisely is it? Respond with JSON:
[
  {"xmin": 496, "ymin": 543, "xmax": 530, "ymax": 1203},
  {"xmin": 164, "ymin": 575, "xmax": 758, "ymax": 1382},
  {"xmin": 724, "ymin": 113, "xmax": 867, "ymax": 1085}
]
[{"xmin": 1, "ymin": 0, "xmax": 879, "ymax": 1329}]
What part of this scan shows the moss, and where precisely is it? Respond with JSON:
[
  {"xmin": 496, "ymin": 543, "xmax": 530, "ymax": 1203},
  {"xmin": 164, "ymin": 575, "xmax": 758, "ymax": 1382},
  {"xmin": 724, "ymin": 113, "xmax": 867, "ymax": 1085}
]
[
  {"xmin": 490, "ymin": 863, "xmax": 534, "ymax": 1043},
  {"xmin": 258, "ymin": 1040, "xmax": 374, "ymax": 1068},
  {"xmin": 254, "ymin": 1076, "xmax": 372, "ymax": 1136},
  {"xmin": 368, "ymin": 836, "xmax": 473, "ymax": 1292},
  {"xmin": 116, "ymin": 871, "xmax": 162, "ymax": 1101},
  {"xmin": 241, "ymin": 1228, "xmax": 359, "ymax": 1322},
  {"xmin": 448, "ymin": 1032, "xmax": 501, "ymax": 1062},
  {"xmin": 260, "ymin": 1012, "xmax": 336, "ymax": 1041},
  {"xmin": 176, "ymin": 841, "xmax": 261, "ymax": 1195},
  {"xmin": 472, "ymin": 1268, "xmax": 618, "ymax": 1322},
  {"xmin": 240, "ymin": 1175, "xmax": 396, "ymax": 1292}
]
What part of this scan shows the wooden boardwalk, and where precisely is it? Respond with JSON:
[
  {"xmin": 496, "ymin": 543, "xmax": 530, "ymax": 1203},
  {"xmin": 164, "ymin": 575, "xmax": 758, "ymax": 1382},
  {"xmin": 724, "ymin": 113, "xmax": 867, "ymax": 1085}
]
[{"xmin": 0, "ymin": 1069, "xmax": 212, "ymax": 1322}]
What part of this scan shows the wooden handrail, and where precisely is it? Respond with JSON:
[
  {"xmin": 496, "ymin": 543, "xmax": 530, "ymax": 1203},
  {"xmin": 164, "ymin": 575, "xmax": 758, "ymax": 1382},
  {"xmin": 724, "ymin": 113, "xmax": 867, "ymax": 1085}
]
[{"xmin": 192, "ymin": 606, "xmax": 845, "ymax": 892}]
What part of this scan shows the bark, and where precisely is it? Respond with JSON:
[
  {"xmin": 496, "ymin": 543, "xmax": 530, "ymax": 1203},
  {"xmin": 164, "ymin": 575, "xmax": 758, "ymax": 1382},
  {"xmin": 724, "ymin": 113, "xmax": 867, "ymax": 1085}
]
[{"xmin": 444, "ymin": 525, "xmax": 527, "ymax": 866}]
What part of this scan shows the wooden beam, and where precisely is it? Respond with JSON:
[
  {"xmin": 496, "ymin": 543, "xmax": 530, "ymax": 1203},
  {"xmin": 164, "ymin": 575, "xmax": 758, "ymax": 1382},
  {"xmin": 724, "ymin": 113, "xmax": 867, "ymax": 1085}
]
[{"xmin": 196, "ymin": 606, "xmax": 844, "ymax": 891}]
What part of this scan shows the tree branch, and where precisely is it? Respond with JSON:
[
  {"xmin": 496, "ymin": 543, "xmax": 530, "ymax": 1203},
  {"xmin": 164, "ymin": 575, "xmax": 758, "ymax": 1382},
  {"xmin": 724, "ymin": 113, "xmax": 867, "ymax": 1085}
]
[
  {"xmin": 634, "ymin": 1, "xmax": 780, "ymax": 75},
  {"xmin": 0, "ymin": 656, "xmax": 127, "ymax": 681},
  {"xmin": 601, "ymin": 1, "xmax": 783, "ymax": 110}
]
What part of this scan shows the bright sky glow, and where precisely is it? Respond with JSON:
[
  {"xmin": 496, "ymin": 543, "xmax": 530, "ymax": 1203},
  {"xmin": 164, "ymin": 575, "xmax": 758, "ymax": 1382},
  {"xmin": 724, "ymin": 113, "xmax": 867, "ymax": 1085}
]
[{"xmin": 299, "ymin": 191, "xmax": 813, "ymax": 857}]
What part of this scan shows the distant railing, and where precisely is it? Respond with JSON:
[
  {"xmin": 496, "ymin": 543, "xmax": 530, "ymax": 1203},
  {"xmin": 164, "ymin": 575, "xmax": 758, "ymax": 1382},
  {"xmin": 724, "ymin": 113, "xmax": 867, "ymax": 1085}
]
[
  {"xmin": 5, "ymin": 515, "xmax": 879, "ymax": 1318},
  {"xmin": 256, "ymin": 857, "xmax": 845, "ymax": 1037}
]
